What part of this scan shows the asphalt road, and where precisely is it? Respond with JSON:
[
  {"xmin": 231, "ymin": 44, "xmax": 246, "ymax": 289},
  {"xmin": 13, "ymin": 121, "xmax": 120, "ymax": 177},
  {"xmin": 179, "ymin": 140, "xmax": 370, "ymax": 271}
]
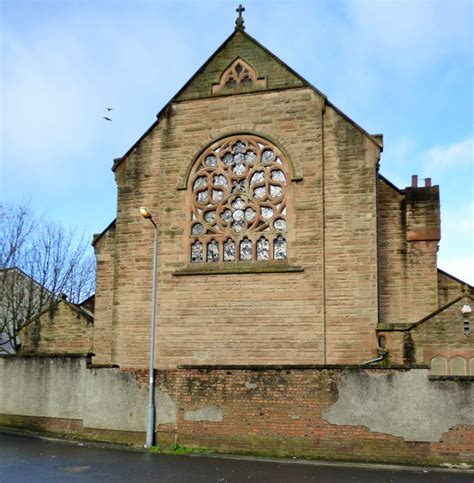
[{"xmin": 0, "ymin": 431, "xmax": 472, "ymax": 483}]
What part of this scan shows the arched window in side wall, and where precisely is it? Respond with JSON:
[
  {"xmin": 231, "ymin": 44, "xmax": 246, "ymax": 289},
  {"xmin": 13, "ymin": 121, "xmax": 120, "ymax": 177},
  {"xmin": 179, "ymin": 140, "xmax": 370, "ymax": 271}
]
[
  {"xmin": 450, "ymin": 356, "xmax": 467, "ymax": 376},
  {"xmin": 430, "ymin": 356, "xmax": 447, "ymax": 375},
  {"xmin": 470, "ymin": 358, "xmax": 474, "ymax": 376},
  {"xmin": 188, "ymin": 135, "xmax": 289, "ymax": 264}
]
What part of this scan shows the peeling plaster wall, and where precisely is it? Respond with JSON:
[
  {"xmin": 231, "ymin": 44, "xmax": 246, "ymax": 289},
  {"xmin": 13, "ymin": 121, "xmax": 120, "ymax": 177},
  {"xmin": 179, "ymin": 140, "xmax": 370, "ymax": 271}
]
[
  {"xmin": 184, "ymin": 405, "xmax": 223, "ymax": 422},
  {"xmin": 0, "ymin": 356, "xmax": 177, "ymax": 433},
  {"xmin": 1, "ymin": 357, "xmax": 473, "ymax": 464},
  {"xmin": 323, "ymin": 369, "xmax": 474, "ymax": 442}
]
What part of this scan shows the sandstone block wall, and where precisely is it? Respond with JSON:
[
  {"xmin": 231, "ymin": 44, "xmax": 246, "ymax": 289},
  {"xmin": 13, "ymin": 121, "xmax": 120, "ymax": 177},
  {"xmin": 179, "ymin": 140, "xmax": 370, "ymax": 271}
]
[
  {"xmin": 92, "ymin": 221, "xmax": 116, "ymax": 364},
  {"xmin": 19, "ymin": 301, "xmax": 93, "ymax": 355},
  {"xmin": 438, "ymin": 270, "xmax": 466, "ymax": 307},
  {"xmin": 378, "ymin": 178, "xmax": 440, "ymax": 324},
  {"xmin": 380, "ymin": 296, "xmax": 474, "ymax": 367},
  {"xmin": 100, "ymin": 83, "xmax": 381, "ymax": 369}
]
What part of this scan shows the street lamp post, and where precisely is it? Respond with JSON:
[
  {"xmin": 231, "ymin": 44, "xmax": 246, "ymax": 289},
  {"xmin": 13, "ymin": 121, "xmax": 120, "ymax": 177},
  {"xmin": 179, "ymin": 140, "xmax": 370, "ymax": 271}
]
[{"xmin": 139, "ymin": 207, "xmax": 158, "ymax": 448}]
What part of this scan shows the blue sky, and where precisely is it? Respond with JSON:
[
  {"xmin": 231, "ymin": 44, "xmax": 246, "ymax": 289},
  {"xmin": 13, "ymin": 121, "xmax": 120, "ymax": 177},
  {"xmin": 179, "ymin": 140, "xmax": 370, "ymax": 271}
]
[{"xmin": 1, "ymin": 0, "xmax": 473, "ymax": 283}]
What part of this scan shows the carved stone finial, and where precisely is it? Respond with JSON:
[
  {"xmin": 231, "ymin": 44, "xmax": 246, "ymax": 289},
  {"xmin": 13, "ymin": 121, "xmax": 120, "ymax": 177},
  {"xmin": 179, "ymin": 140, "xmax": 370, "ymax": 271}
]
[{"xmin": 235, "ymin": 4, "xmax": 245, "ymax": 31}]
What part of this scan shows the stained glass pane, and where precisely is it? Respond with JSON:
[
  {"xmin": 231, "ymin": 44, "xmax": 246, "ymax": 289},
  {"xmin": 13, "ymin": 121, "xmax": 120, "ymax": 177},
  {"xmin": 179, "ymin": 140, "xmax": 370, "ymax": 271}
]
[
  {"xmin": 223, "ymin": 153, "xmax": 233, "ymax": 165},
  {"xmin": 250, "ymin": 171, "xmax": 265, "ymax": 185},
  {"xmin": 193, "ymin": 176, "xmax": 207, "ymax": 190},
  {"xmin": 273, "ymin": 235, "xmax": 287, "ymax": 260},
  {"xmin": 240, "ymin": 238, "xmax": 252, "ymax": 261},
  {"xmin": 204, "ymin": 211, "xmax": 216, "ymax": 224},
  {"xmin": 212, "ymin": 190, "xmax": 223, "ymax": 202},
  {"xmin": 261, "ymin": 207, "xmax": 273, "ymax": 219},
  {"xmin": 221, "ymin": 209, "xmax": 232, "ymax": 223},
  {"xmin": 232, "ymin": 209, "xmax": 244, "ymax": 221},
  {"xmin": 191, "ymin": 241, "xmax": 203, "ymax": 263},
  {"xmin": 213, "ymin": 175, "xmax": 227, "ymax": 187},
  {"xmin": 205, "ymin": 155, "xmax": 217, "ymax": 167},
  {"xmin": 234, "ymin": 141, "xmax": 245, "ymax": 153},
  {"xmin": 207, "ymin": 240, "xmax": 219, "ymax": 262},
  {"xmin": 192, "ymin": 223, "xmax": 204, "ymax": 235},
  {"xmin": 271, "ymin": 170, "xmax": 286, "ymax": 184},
  {"xmin": 256, "ymin": 237, "xmax": 269, "ymax": 260},
  {"xmin": 262, "ymin": 150, "xmax": 274, "ymax": 163},
  {"xmin": 197, "ymin": 191, "xmax": 208, "ymax": 203},
  {"xmin": 223, "ymin": 239, "xmax": 236, "ymax": 261},
  {"xmin": 232, "ymin": 180, "xmax": 245, "ymax": 193},
  {"xmin": 245, "ymin": 207, "xmax": 256, "ymax": 221},
  {"xmin": 273, "ymin": 219, "xmax": 287, "ymax": 231},
  {"xmin": 233, "ymin": 164, "xmax": 246, "ymax": 176},
  {"xmin": 254, "ymin": 187, "xmax": 266, "ymax": 199},
  {"xmin": 270, "ymin": 185, "xmax": 282, "ymax": 199},
  {"xmin": 234, "ymin": 153, "xmax": 244, "ymax": 164},
  {"xmin": 233, "ymin": 221, "xmax": 244, "ymax": 233},
  {"xmin": 232, "ymin": 197, "xmax": 245, "ymax": 209},
  {"xmin": 245, "ymin": 151, "xmax": 256, "ymax": 164}
]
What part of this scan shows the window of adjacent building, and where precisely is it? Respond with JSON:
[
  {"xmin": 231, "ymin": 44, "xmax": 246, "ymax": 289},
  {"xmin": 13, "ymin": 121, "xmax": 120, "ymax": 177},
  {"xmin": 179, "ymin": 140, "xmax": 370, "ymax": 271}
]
[
  {"xmin": 450, "ymin": 356, "xmax": 467, "ymax": 376},
  {"xmin": 188, "ymin": 135, "xmax": 289, "ymax": 264},
  {"xmin": 430, "ymin": 356, "xmax": 447, "ymax": 376}
]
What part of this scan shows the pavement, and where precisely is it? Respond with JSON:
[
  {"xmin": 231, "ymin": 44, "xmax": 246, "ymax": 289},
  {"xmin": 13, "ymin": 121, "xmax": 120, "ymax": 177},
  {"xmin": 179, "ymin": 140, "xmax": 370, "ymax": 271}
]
[{"xmin": 0, "ymin": 431, "xmax": 473, "ymax": 483}]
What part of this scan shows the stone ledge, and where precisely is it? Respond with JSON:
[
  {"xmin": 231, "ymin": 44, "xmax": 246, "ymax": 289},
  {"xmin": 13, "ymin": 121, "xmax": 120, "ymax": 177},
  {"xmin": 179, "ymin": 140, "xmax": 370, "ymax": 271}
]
[
  {"xmin": 173, "ymin": 262, "xmax": 304, "ymax": 276},
  {"xmin": 428, "ymin": 375, "xmax": 474, "ymax": 381},
  {"xmin": 177, "ymin": 364, "xmax": 429, "ymax": 371}
]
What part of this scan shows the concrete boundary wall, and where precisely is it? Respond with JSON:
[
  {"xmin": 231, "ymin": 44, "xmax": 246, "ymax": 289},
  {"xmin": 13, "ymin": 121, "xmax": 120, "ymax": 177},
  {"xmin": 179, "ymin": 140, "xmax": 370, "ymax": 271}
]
[{"xmin": 0, "ymin": 355, "xmax": 473, "ymax": 464}]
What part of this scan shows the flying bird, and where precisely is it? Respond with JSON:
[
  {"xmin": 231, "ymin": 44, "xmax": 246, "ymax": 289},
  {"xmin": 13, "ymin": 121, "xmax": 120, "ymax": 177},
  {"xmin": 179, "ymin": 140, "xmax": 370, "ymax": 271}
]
[
  {"xmin": 106, "ymin": 108, "xmax": 113, "ymax": 111},
  {"xmin": 103, "ymin": 117, "xmax": 112, "ymax": 122}
]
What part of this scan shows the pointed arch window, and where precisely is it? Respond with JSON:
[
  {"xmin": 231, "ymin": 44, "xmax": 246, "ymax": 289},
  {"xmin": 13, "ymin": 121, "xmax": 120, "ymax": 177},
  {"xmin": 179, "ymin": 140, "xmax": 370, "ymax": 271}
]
[
  {"xmin": 188, "ymin": 135, "xmax": 289, "ymax": 264},
  {"xmin": 212, "ymin": 58, "xmax": 266, "ymax": 94}
]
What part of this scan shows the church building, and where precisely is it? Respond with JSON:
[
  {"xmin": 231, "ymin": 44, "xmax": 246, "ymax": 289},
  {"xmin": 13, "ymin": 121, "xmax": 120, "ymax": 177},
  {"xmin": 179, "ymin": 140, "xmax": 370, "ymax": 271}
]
[
  {"xmin": 3, "ymin": 8, "xmax": 473, "ymax": 464},
  {"xmin": 88, "ymin": 10, "xmax": 473, "ymax": 374}
]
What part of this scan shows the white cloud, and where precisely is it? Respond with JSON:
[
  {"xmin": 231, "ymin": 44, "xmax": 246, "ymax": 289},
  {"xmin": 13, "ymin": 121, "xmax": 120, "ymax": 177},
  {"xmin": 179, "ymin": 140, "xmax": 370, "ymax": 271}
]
[{"xmin": 424, "ymin": 137, "xmax": 474, "ymax": 172}]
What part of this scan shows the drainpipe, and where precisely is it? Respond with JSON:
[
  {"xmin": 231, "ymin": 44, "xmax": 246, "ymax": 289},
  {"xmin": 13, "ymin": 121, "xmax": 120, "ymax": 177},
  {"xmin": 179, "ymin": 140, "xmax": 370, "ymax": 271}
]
[{"xmin": 361, "ymin": 350, "xmax": 387, "ymax": 366}]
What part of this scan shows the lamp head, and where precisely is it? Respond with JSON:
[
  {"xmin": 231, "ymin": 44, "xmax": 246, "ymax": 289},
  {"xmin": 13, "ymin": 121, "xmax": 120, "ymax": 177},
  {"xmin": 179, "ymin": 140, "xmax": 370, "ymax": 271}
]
[
  {"xmin": 461, "ymin": 304, "xmax": 472, "ymax": 315},
  {"xmin": 139, "ymin": 207, "xmax": 153, "ymax": 220}
]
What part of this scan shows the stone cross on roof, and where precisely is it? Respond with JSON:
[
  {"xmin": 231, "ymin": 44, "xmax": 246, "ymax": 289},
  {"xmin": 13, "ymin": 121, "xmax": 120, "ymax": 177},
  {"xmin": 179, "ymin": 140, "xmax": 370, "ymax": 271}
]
[{"xmin": 235, "ymin": 4, "xmax": 245, "ymax": 31}]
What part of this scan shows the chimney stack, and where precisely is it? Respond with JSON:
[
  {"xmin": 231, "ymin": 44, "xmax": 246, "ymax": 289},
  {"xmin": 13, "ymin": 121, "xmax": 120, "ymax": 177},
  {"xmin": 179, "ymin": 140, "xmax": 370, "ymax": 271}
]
[{"xmin": 411, "ymin": 175, "xmax": 418, "ymax": 188}]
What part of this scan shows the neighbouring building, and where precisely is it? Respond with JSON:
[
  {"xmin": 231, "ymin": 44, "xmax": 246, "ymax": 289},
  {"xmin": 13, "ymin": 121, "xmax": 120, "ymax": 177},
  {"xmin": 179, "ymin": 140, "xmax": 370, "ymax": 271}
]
[
  {"xmin": 0, "ymin": 268, "xmax": 51, "ymax": 354},
  {"xmin": 18, "ymin": 294, "xmax": 94, "ymax": 356}
]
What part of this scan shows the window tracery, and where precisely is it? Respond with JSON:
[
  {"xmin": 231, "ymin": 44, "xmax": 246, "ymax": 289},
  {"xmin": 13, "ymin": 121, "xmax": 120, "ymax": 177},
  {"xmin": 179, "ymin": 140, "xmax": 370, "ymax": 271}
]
[
  {"xmin": 189, "ymin": 135, "xmax": 289, "ymax": 264},
  {"xmin": 212, "ymin": 58, "xmax": 266, "ymax": 94}
]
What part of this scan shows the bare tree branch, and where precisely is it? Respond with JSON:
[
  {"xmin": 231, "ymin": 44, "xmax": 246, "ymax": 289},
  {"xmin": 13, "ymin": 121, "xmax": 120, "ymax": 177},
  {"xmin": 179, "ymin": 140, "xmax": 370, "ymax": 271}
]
[{"xmin": 0, "ymin": 202, "xmax": 95, "ymax": 353}]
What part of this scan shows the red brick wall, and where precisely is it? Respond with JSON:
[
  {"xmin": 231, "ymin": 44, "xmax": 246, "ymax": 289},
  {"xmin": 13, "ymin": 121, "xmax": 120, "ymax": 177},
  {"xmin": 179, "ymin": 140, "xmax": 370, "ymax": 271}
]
[{"xmin": 152, "ymin": 367, "xmax": 473, "ymax": 465}]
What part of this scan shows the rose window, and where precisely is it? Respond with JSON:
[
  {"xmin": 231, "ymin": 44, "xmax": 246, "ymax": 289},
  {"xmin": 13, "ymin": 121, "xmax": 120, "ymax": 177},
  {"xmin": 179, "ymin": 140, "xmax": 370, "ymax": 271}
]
[{"xmin": 189, "ymin": 135, "xmax": 288, "ymax": 263}]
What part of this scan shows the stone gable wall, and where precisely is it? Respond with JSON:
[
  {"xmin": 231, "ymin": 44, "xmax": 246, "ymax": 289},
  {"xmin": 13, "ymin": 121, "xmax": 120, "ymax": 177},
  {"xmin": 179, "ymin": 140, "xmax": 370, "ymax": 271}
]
[
  {"xmin": 19, "ymin": 302, "xmax": 93, "ymax": 355},
  {"xmin": 175, "ymin": 31, "xmax": 306, "ymax": 102},
  {"xmin": 379, "ymin": 297, "xmax": 474, "ymax": 366},
  {"xmin": 103, "ymin": 84, "xmax": 381, "ymax": 369},
  {"xmin": 438, "ymin": 271, "xmax": 465, "ymax": 307}
]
